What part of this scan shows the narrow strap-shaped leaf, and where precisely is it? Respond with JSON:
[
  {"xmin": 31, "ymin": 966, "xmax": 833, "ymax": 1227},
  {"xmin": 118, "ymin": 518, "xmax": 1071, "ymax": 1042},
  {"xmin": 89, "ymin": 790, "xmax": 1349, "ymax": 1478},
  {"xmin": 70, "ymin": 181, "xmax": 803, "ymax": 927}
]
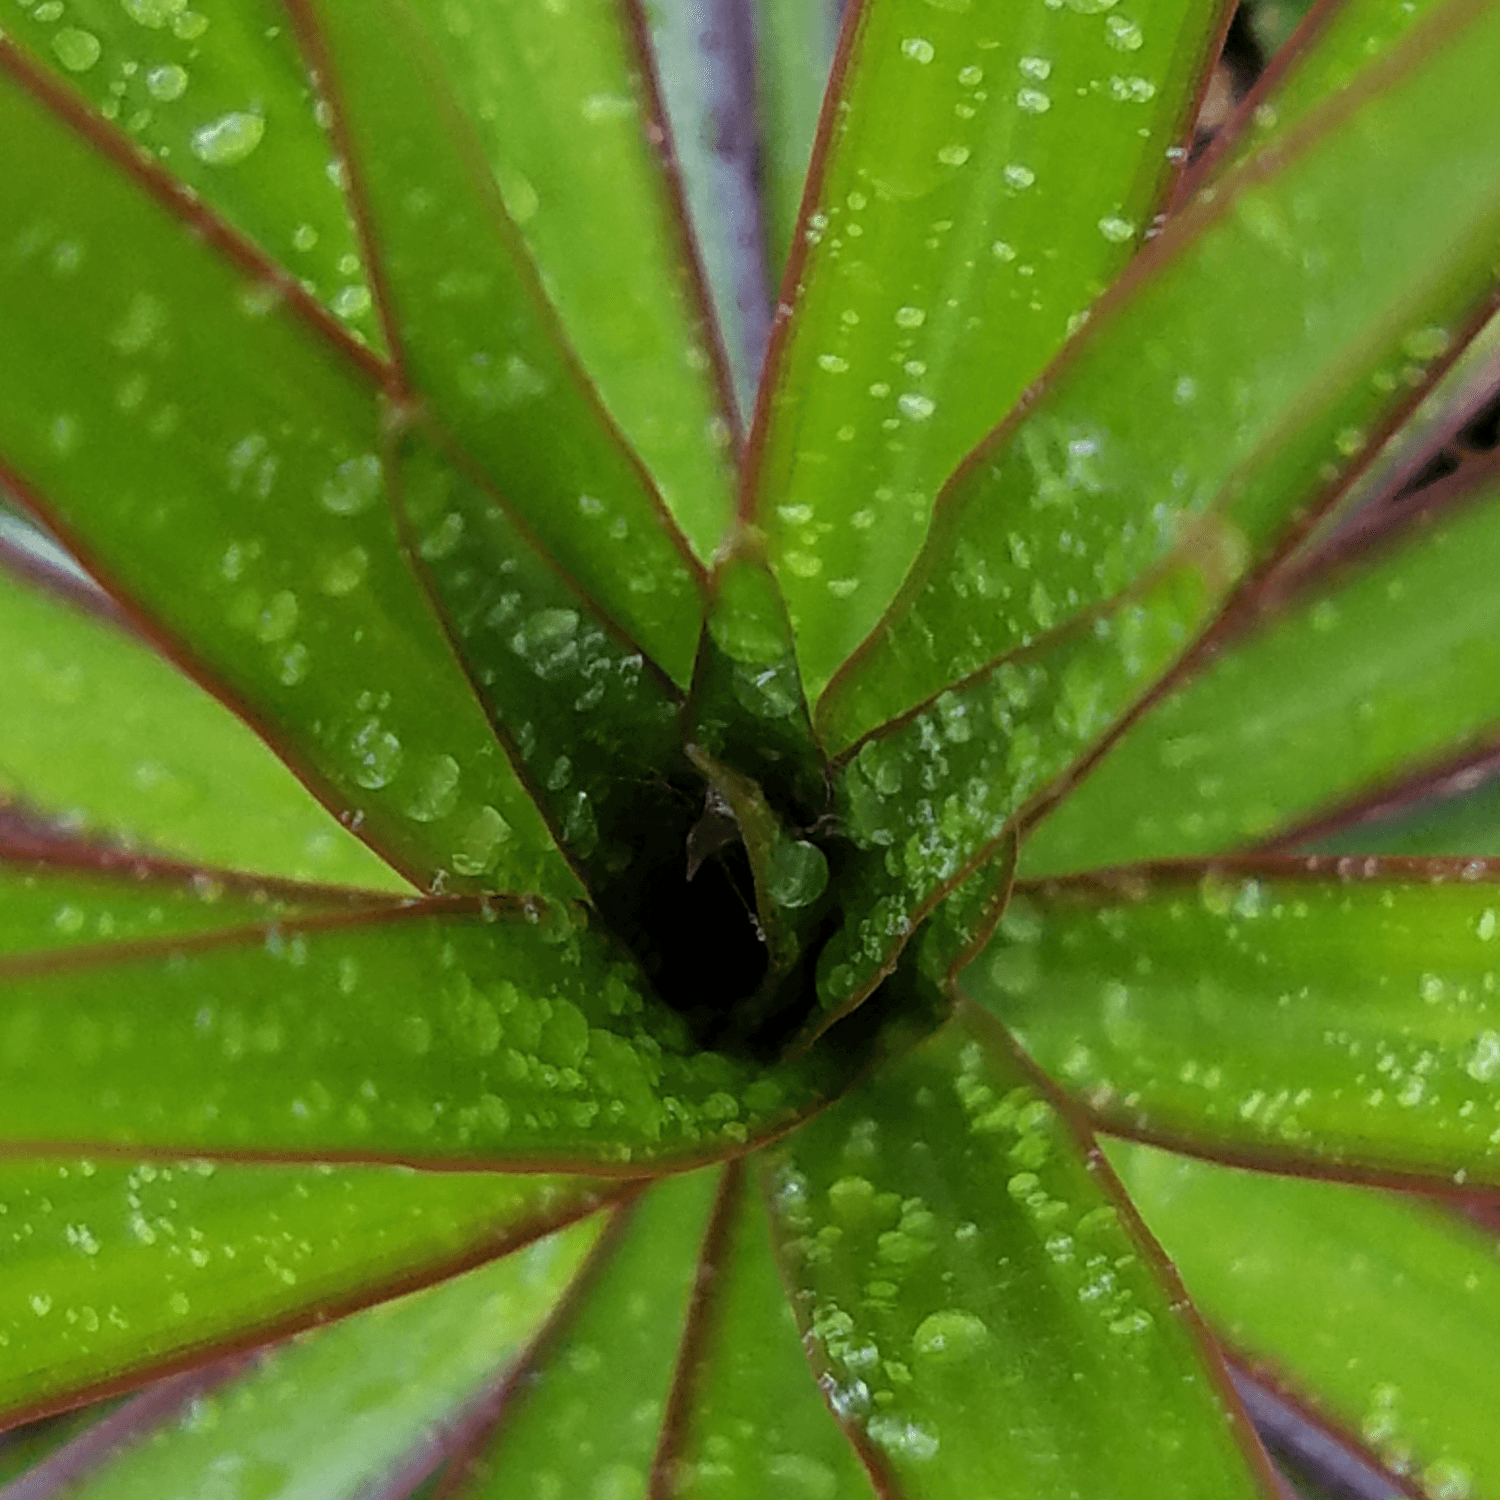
[
  {"xmin": 0, "ymin": 1156, "xmax": 606, "ymax": 1428},
  {"xmin": 54, "ymin": 1219, "xmax": 601, "ymax": 1500},
  {"xmin": 1018, "ymin": 468, "xmax": 1500, "ymax": 878},
  {"xmin": 326, "ymin": 0, "xmax": 740, "ymax": 563},
  {"xmin": 819, "ymin": 0, "xmax": 1500, "ymax": 747},
  {"xmin": 760, "ymin": 1012, "xmax": 1279, "ymax": 1500},
  {"xmin": 0, "ymin": 566, "xmax": 404, "ymax": 891},
  {"xmin": 756, "ymin": 0, "xmax": 840, "ymax": 277},
  {"xmin": 818, "ymin": 557, "xmax": 1216, "ymax": 1022},
  {"xmin": 391, "ymin": 429, "xmax": 686, "ymax": 896},
  {"xmin": 651, "ymin": 1163, "xmax": 880, "ymax": 1500},
  {"xmin": 750, "ymin": 0, "xmax": 1230, "ymax": 699},
  {"xmin": 0, "ymin": 901, "xmax": 857, "ymax": 1167},
  {"xmin": 1114, "ymin": 1142, "xmax": 1500, "ymax": 1500},
  {"xmin": 295, "ymin": 0, "xmax": 708, "ymax": 682},
  {"xmin": 0, "ymin": 0, "xmax": 383, "ymax": 349},
  {"xmin": 970, "ymin": 857, "xmax": 1500, "ymax": 1187},
  {"xmin": 0, "ymin": 856, "xmax": 375, "ymax": 958},
  {"xmin": 0, "ymin": 45, "xmax": 576, "ymax": 898},
  {"xmin": 1314, "ymin": 761, "xmax": 1500, "ymax": 860},
  {"xmin": 444, "ymin": 1169, "xmax": 720, "ymax": 1500}
]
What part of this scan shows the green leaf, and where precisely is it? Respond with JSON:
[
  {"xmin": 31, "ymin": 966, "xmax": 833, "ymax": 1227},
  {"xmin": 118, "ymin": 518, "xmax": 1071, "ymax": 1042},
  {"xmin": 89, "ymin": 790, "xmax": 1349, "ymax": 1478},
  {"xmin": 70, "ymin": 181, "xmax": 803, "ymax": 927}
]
[
  {"xmin": 392, "ymin": 431, "xmax": 685, "ymax": 893},
  {"xmin": 760, "ymin": 1012, "xmax": 1275, "ymax": 1499},
  {"xmin": 756, "ymin": 0, "xmax": 839, "ymax": 275},
  {"xmin": 301, "ymin": 0, "xmax": 708, "ymax": 682},
  {"xmin": 1115, "ymin": 1142, "xmax": 1500, "ymax": 1500},
  {"xmin": 752, "ymin": 0, "xmax": 1227, "ymax": 698},
  {"xmin": 0, "ymin": 857, "xmax": 362, "ymax": 957},
  {"xmin": 1019, "ymin": 472, "xmax": 1500, "ymax": 878},
  {"xmin": 971, "ymin": 858, "xmax": 1500, "ymax": 1185},
  {"xmin": 0, "ymin": 1156, "xmax": 605, "ymax": 1424},
  {"xmin": 0, "ymin": 566, "xmax": 405, "ymax": 890},
  {"xmin": 56, "ymin": 1217, "xmax": 602, "ymax": 1500},
  {"xmin": 0, "ymin": 0, "xmax": 383, "ymax": 348},
  {"xmin": 0, "ymin": 901, "xmax": 855, "ymax": 1166},
  {"xmin": 0, "ymin": 47, "xmax": 574, "ymax": 898},
  {"xmin": 819, "ymin": 558, "xmax": 1213, "ymax": 1021},
  {"xmin": 1314, "ymin": 771, "xmax": 1500, "ymax": 858},
  {"xmin": 818, "ymin": 0, "xmax": 1500, "ymax": 746},
  {"xmin": 341, "ymin": 0, "xmax": 740, "ymax": 563},
  {"xmin": 449, "ymin": 1169, "xmax": 721, "ymax": 1499},
  {"xmin": 659, "ymin": 1164, "xmax": 878, "ymax": 1500}
]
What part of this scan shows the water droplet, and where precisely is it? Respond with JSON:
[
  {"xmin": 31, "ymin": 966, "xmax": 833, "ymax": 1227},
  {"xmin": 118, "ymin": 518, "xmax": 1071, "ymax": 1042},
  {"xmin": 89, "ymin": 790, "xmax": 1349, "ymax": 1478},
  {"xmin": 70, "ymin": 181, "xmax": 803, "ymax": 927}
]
[
  {"xmin": 320, "ymin": 454, "xmax": 383, "ymax": 515},
  {"xmin": 52, "ymin": 28, "xmax": 101, "ymax": 71},
  {"xmin": 912, "ymin": 1309, "xmax": 988, "ymax": 1361},
  {"xmin": 146, "ymin": 64, "xmax": 189, "ymax": 101},
  {"xmin": 123, "ymin": 0, "xmax": 188, "ymax": 25},
  {"xmin": 817, "ymin": 353, "xmax": 849, "ymax": 373},
  {"xmin": 406, "ymin": 754, "xmax": 461, "ymax": 823},
  {"xmin": 255, "ymin": 590, "xmax": 298, "ymax": 643},
  {"xmin": 902, "ymin": 37, "xmax": 936, "ymax": 63},
  {"xmin": 1465, "ymin": 1031, "xmax": 1500, "ymax": 1083},
  {"xmin": 319, "ymin": 546, "xmax": 368, "ymax": 596},
  {"xmin": 1003, "ymin": 163, "xmax": 1036, "ymax": 190},
  {"xmin": 1098, "ymin": 215, "xmax": 1136, "ymax": 243},
  {"xmin": 937, "ymin": 142, "xmax": 972, "ymax": 164},
  {"xmin": 1402, "ymin": 325, "xmax": 1450, "ymax": 361},
  {"xmin": 898, "ymin": 393, "xmax": 936, "ymax": 421},
  {"xmin": 332, "ymin": 285, "xmax": 373, "ymax": 321},
  {"xmin": 894, "ymin": 306, "xmax": 927, "ymax": 329},
  {"xmin": 349, "ymin": 718, "xmax": 403, "ymax": 790},
  {"xmin": 767, "ymin": 840, "xmax": 830, "ymax": 910},
  {"xmin": 452, "ymin": 805, "xmax": 512, "ymax": 876},
  {"xmin": 191, "ymin": 111, "xmax": 266, "ymax": 167},
  {"xmin": 1105, "ymin": 14, "xmax": 1144, "ymax": 49},
  {"xmin": 1016, "ymin": 88, "xmax": 1051, "ymax": 113}
]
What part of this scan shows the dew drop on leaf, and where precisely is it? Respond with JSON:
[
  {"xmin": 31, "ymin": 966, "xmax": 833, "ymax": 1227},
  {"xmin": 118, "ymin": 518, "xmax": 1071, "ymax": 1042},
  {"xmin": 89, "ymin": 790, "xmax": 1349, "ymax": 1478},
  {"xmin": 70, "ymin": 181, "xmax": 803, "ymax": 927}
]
[{"xmin": 190, "ymin": 111, "xmax": 266, "ymax": 166}]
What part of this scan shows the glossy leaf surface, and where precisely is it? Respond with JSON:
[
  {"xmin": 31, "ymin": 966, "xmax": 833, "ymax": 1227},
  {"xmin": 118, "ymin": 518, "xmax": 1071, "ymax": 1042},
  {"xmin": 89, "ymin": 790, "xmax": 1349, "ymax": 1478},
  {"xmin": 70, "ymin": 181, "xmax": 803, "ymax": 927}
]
[
  {"xmin": 1020, "ymin": 473, "xmax": 1500, "ymax": 877},
  {"xmin": 0, "ymin": 903, "xmax": 854, "ymax": 1166},
  {"xmin": 754, "ymin": 0, "xmax": 1224, "ymax": 697},
  {"xmin": 973, "ymin": 859, "xmax": 1500, "ymax": 1184},
  {"xmin": 305, "ymin": 0, "xmax": 706, "ymax": 683},
  {"xmin": 352, "ymin": 0, "xmax": 739, "ymax": 563},
  {"xmin": 0, "ymin": 1156, "xmax": 604, "ymax": 1423},
  {"xmin": 0, "ymin": 0, "xmax": 381, "ymax": 347},
  {"xmin": 761, "ymin": 1014, "xmax": 1273, "ymax": 1499},
  {"xmin": 0, "ymin": 569, "xmax": 403, "ymax": 890},
  {"xmin": 0, "ymin": 48, "xmax": 573, "ymax": 897},
  {"xmin": 60, "ymin": 1219, "xmax": 600, "ymax": 1500},
  {"xmin": 819, "ymin": 0, "xmax": 1500, "ymax": 746},
  {"xmin": 1116, "ymin": 1143, "xmax": 1500, "ymax": 1499},
  {"xmin": 663, "ymin": 1166, "xmax": 878, "ymax": 1499},
  {"xmin": 452, "ymin": 1169, "xmax": 719, "ymax": 1499}
]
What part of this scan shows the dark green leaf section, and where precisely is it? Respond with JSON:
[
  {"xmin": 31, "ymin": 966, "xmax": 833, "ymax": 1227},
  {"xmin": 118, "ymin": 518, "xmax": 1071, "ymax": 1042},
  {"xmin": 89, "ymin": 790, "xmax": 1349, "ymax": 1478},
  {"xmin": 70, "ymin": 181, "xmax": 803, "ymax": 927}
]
[
  {"xmin": 1, "ymin": 0, "xmax": 381, "ymax": 347},
  {"xmin": 0, "ymin": 52, "xmax": 575, "ymax": 899},
  {"xmin": 819, "ymin": 0, "xmax": 1500, "ymax": 746},
  {"xmin": 1315, "ymin": 772, "xmax": 1500, "ymax": 859},
  {"xmin": 661, "ymin": 1165, "xmax": 877, "ymax": 1500},
  {"xmin": 755, "ymin": 0, "xmax": 1225, "ymax": 699},
  {"xmin": 0, "ymin": 1155, "xmax": 605, "ymax": 1423},
  {"xmin": 452, "ymin": 1170, "xmax": 719, "ymax": 1500},
  {"xmin": 972, "ymin": 859, "xmax": 1500, "ymax": 1185},
  {"xmin": 820, "ymin": 558, "xmax": 1222, "ymax": 1019},
  {"xmin": 60, "ymin": 1219, "xmax": 601, "ymax": 1500},
  {"xmin": 693, "ymin": 546, "xmax": 826, "ymax": 823},
  {"xmin": 1114, "ymin": 1142, "xmax": 1500, "ymax": 1500},
  {"xmin": 0, "ymin": 569, "xmax": 405, "ymax": 890},
  {"xmin": 0, "ymin": 858, "xmax": 356, "ymax": 958},
  {"xmin": 306, "ymin": 0, "xmax": 706, "ymax": 685},
  {"xmin": 1020, "ymin": 473, "xmax": 1500, "ymax": 878},
  {"xmin": 756, "ymin": 0, "xmax": 839, "ymax": 274},
  {"xmin": 0, "ymin": 1400, "xmax": 115, "ymax": 1483},
  {"xmin": 761, "ymin": 1015, "xmax": 1272, "ymax": 1500},
  {"xmin": 370, "ymin": 0, "xmax": 738, "ymax": 563},
  {"xmin": 0, "ymin": 905, "xmax": 855, "ymax": 1166},
  {"xmin": 395, "ymin": 433, "xmax": 684, "ymax": 891}
]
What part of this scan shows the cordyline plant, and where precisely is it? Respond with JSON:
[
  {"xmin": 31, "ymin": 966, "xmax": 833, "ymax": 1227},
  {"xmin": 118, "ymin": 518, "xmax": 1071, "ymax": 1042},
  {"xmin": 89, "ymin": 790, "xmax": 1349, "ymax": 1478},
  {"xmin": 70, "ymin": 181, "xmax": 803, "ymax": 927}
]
[{"xmin": 6, "ymin": 0, "xmax": 1500, "ymax": 1494}]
